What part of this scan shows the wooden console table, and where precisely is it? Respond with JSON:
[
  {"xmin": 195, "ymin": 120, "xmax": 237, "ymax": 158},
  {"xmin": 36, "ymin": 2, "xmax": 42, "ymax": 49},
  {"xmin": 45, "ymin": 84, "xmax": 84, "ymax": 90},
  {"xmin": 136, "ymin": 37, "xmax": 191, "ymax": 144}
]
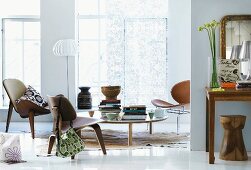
[{"xmin": 205, "ymin": 87, "xmax": 251, "ymax": 164}]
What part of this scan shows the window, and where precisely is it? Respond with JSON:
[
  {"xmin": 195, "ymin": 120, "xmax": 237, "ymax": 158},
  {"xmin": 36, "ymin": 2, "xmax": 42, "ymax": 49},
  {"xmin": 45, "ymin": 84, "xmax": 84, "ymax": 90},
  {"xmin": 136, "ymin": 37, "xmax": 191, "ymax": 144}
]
[
  {"xmin": 0, "ymin": 0, "xmax": 40, "ymax": 106},
  {"xmin": 2, "ymin": 18, "xmax": 40, "ymax": 105},
  {"xmin": 77, "ymin": 0, "xmax": 168, "ymax": 107}
]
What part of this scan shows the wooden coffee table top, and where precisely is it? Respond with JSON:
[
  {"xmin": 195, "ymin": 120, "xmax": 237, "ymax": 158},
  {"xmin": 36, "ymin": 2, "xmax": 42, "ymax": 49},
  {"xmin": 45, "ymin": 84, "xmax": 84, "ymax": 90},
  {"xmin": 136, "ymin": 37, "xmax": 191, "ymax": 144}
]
[
  {"xmin": 101, "ymin": 116, "xmax": 168, "ymax": 124},
  {"xmin": 77, "ymin": 111, "xmax": 168, "ymax": 124}
]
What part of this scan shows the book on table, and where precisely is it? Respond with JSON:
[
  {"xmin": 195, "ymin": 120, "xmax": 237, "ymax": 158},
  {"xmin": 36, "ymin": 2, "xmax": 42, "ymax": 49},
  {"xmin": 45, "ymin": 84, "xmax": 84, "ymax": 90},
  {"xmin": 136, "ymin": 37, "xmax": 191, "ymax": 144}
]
[
  {"xmin": 100, "ymin": 99, "xmax": 121, "ymax": 105},
  {"xmin": 236, "ymin": 81, "xmax": 251, "ymax": 90}
]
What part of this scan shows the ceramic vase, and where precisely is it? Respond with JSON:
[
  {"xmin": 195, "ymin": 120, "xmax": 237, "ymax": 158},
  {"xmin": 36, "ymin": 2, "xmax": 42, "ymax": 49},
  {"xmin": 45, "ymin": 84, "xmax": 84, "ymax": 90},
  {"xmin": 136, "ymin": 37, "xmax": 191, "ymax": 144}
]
[{"xmin": 77, "ymin": 87, "xmax": 92, "ymax": 109}]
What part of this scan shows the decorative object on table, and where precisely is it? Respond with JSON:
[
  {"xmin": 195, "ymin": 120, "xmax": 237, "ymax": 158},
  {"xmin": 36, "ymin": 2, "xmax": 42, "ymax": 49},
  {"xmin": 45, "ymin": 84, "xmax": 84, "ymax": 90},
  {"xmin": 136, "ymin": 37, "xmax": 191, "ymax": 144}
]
[
  {"xmin": 198, "ymin": 20, "xmax": 220, "ymax": 88},
  {"xmin": 77, "ymin": 87, "xmax": 92, "ymax": 109},
  {"xmin": 106, "ymin": 113, "xmax": 119, "ymax": 121},
  {"xmin": 238, "ymin": 41, "xmax": 251, "ymax": 81},
  {"xmin": 53, "ymin": 39, "xmax": 77, "ymax": 99},
  {"xmin": 0, "ymin": 133, "xmax": 22, "ymax": 163},
  {"xmin": 148, "ymin": 111, "xmax": 155, "ymax": 119},
  {"xmin": 235, "ymin": 80, "xmax": 251, "ymax": 90},
  {"xmin": 219, "ymin": 115, "xmax": 247, "ymax": 161},
  {"xmin": 122, "ymin": 105, "xmax": 147, "ymax": 120},
  {"xmin": 98, "ymin": 99, "xmax": 121, "ymax": 117},
  {"xmin": 218, "ymin": 59, "xmax": 240, "ymax": 88},
  {"xmin": 101, "ymin": 86, "xmax": 121, "ymax": 100},
  {"xmin": 154, "ymin": 108, "xmax": 165, "ymax": 118}
]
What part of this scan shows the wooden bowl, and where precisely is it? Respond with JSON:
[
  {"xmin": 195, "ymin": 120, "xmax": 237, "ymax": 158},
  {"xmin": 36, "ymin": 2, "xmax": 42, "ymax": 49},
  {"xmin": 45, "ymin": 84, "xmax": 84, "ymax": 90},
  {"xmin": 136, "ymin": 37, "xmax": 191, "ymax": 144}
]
[{"xmin": 101, "ymin": 86, "xmax": 121, "ymax": 100}]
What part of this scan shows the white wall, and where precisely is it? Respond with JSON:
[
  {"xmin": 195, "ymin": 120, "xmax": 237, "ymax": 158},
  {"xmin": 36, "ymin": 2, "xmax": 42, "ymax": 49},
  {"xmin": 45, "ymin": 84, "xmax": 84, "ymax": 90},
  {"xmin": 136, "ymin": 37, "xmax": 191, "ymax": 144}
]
[
  {"xmin": 41, "ymin": 0, "xmax": 77, "ymax": 107},
  {"xmin": 167, "ymin": 0, "xmax": 191, "ymax": 124},
  {"xmin": 191, "ymin": 0, "xmax": 251, "ymax": 151},
  {"xmin": 168, "ymin": 0, "xmax": 191, "ymax": 102}
]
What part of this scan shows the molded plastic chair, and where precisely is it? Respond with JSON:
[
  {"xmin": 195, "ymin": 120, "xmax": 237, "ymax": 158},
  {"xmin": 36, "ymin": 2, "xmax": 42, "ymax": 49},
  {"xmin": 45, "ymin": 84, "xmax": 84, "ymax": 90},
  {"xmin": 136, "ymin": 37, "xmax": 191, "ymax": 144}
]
[
  {"xmin": 151, "ymin": 80, "xmax": 190, "ymax": 134},
  {"xmin": 47, "ymin": 95, "xmax": 106, "ymax": 159},
  {"xmin": 3, "ymin": 79, "xmax": 50, "ymax": 139}
]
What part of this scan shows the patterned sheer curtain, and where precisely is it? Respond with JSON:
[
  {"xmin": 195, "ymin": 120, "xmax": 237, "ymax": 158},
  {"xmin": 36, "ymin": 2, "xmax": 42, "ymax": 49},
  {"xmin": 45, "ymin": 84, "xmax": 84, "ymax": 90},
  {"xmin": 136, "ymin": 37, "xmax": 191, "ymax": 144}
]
[{"xmin": 77, "ymin": 0, "xmax": 168, "ymax": 107}]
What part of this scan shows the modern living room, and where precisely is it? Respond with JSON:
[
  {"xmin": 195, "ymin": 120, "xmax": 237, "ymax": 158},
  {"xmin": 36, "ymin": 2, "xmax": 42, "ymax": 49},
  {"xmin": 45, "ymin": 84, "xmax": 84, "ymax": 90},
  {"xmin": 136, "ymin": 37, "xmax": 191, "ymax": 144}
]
[{"xmin": 1, "ymin": 0, "xmax": 251, "ymax": 169}]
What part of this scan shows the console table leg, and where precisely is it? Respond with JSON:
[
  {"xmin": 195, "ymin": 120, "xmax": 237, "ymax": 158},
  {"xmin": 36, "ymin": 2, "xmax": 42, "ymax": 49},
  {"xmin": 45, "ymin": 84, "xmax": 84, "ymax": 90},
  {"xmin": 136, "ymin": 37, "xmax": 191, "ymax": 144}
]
[
  {"xmin": 128, "ymin": 123, "xmax": 132, "ymax": 146},
  {"xmin": 209, "ymin": 98, "xmax": 215, "ymax": 164},
  {"xmin": 206, "ymin": 96, "xmax": 209, "ymax": 152}
]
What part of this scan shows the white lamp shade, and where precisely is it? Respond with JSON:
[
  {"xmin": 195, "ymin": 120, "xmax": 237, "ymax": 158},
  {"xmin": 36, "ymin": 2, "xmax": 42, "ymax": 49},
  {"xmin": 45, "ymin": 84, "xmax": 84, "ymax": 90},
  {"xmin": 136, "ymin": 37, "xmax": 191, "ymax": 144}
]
[
  {"xmin": 239, "ymin": 41, "xmax": 251, "ymax": 61},
  {"xmin": 53, "ymin": 39, "xmax": 77, "ymax": 57},
  {"xmin": 230, "ymin": 45, "xmax": 241, "ymax": 59}
]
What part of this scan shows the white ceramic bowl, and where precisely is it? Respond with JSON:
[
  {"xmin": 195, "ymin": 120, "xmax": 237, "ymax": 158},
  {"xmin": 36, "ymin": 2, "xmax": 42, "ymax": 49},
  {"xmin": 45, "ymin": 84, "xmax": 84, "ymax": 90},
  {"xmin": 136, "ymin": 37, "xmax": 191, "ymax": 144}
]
[
  {"xmin": 154, "ymin": 109, "xmax": 165, "ymax": 118},
  {"xmin": 106, "ymin": 113, "xmax": 119, "ymax": 120}
]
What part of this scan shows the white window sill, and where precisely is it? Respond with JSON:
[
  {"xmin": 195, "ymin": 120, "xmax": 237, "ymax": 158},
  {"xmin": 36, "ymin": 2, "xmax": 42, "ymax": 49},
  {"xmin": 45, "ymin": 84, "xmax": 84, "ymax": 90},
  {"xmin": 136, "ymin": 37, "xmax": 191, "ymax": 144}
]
[{"xmin": 0, "ymin": 106, "xmax": 9, "ymax": 111}]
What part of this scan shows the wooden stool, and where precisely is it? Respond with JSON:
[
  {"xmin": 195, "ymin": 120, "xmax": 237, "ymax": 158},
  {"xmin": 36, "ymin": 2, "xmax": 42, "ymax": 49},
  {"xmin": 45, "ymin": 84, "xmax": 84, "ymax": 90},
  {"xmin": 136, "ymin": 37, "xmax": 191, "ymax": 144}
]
[{"xmin": 219, "ymin": 115, "xmax": 247, "ymax": 161}]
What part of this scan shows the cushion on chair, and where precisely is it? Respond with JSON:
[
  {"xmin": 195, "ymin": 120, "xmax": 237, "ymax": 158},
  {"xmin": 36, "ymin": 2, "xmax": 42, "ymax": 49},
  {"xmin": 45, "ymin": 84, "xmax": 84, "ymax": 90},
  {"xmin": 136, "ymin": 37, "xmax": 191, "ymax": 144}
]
[{"xmin": 16, "ymin": 85, "xmax": 48, "ymax": 107}]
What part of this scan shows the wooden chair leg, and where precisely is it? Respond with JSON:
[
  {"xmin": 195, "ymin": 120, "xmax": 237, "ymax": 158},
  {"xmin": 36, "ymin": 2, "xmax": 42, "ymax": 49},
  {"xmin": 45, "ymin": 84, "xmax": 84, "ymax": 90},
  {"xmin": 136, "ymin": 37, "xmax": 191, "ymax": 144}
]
[
  {"xmin": 47, "ymin": 134, "xmax": 56, "ymax": 154},
  {"xmin": 28, "ymin": 111, "xmax": 35, "ymax": 139},
  {"xmin": 90, "ymin": 124, "xmax": 106, "ymax": 155},
  {"xmin": 5, "ymin": 102, "xmax": 13, "ymax": 132}
]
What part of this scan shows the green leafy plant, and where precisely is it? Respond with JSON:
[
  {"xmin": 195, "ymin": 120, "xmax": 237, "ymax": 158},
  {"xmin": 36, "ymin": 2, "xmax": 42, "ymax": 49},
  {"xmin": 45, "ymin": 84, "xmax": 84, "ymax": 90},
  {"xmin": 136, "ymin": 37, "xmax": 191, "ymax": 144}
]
[{"xmin": 198, "ymin": 20, "xmax": 220, "ymax": 88}]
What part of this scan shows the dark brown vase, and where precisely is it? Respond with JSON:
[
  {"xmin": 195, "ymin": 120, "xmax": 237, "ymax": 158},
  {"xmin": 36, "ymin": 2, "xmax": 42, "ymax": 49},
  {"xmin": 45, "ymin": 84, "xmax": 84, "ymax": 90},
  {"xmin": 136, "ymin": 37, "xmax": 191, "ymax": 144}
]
[{"xmin": 77, "ymin": 87, "xmax": 92, "ymax": 109}]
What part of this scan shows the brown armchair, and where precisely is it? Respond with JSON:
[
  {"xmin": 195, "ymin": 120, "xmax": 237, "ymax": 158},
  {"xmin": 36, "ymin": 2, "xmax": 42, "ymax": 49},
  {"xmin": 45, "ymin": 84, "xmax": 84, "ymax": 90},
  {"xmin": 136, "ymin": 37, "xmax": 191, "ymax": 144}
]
[
  {"xmin": 47, "ymin": 95, "xmax": 106, "ymax": 159},
  {"xmin": 3, "ymin": 79, "xmax": 50, "ymax": 138},
  {"xmin": 151, "ymin": 80, "xmax": 190, "ymax": 134}
]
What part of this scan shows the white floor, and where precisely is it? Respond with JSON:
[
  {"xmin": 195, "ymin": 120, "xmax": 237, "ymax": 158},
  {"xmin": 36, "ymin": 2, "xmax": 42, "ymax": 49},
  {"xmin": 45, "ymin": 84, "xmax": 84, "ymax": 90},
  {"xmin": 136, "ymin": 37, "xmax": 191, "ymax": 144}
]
[{"xmin": 1, "ymin": 122, "xmax": 251, "ymax": 169}]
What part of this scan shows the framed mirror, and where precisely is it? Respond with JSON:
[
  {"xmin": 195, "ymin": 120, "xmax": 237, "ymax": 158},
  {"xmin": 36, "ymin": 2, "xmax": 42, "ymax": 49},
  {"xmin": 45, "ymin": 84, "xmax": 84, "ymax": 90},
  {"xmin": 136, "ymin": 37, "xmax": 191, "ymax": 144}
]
[{"xmin": 220, "ymin": 15, "xmax": 251, "ymax": 59}]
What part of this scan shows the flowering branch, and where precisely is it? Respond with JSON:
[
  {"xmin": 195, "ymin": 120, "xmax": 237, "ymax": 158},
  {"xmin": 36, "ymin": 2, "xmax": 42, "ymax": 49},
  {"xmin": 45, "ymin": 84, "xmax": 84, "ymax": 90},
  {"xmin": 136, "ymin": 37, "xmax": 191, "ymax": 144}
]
[{"xmin": 198, "ymin": 20, "xmax": 220, "ymax": 59}]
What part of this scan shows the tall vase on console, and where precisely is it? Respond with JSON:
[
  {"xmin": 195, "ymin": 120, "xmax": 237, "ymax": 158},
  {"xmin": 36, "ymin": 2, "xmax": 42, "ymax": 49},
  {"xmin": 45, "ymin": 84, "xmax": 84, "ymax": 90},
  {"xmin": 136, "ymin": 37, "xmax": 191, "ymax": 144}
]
[
  {"xmin": 210, "ymin": 55, "xmax": 219, "ymax": 88},
  {"xmin": 77, "ymin": 87, "xmax": 92, "ymax": 109},
  {"xmin": 199, "ymin": 20, "xmax": 220, "ymax": 88}
]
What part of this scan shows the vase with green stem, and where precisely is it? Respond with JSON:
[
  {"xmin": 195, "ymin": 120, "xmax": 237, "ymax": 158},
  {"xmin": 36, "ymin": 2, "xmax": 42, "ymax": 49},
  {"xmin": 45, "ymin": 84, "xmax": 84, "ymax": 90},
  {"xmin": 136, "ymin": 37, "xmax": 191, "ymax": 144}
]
[{"xmin": 198, "ymin": 20, "xmax": 220, "ymax": 88}]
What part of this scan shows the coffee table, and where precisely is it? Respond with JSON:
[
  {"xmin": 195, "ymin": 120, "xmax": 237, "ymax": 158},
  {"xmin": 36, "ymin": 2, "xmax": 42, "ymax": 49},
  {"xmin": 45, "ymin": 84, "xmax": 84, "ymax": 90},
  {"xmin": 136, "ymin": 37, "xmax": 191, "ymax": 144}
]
[{"xmin": 78, "ymin": 111, "xmax": 168, "ymax": 146}]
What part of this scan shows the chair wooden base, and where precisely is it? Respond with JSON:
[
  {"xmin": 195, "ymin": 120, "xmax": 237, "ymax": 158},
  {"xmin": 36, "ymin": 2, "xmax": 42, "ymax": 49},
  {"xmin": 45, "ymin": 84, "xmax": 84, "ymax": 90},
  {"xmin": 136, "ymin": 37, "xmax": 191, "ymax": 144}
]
[
  {"xmin": 29, "ymin": 111, "xmax": 35, "ymax": 139},
  {"xmin": 5, "ymin": 103, "xmax": 13, "ymax": 133},
  {"xmin": 89, "ymin": 124, "xmax": 107, "ymax": 155}
]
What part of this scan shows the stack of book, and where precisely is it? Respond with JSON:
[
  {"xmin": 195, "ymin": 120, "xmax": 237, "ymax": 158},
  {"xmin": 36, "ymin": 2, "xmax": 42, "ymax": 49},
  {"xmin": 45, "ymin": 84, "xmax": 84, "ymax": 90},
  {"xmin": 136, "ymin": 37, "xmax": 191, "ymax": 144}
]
[
  {"xmin": 122, "ymin": 105, "xmax": 147, "ymax": 120},
  {"xmin": 236, "ymin": 81, "xmax": 251, "ymax": 90},
  {"xmin": 98, "ymin": 99, "xmax": 121, "ymax": 114}
]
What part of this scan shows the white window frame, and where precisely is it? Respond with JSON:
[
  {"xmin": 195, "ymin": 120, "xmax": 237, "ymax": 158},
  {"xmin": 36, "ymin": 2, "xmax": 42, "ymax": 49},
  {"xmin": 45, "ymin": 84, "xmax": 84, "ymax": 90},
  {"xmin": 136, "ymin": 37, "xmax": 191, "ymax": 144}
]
[{"xmin": 1, "ymin": 16, "xmax": 40, "ymax": 106}]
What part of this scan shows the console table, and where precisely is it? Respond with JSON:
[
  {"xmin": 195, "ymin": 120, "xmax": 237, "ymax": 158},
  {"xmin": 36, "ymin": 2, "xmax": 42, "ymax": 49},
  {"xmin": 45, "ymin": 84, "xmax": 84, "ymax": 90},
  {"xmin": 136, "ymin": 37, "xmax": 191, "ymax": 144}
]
[{"xmin": 205, "ymin": 87, "xmax": 251, "ymax": 164}]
